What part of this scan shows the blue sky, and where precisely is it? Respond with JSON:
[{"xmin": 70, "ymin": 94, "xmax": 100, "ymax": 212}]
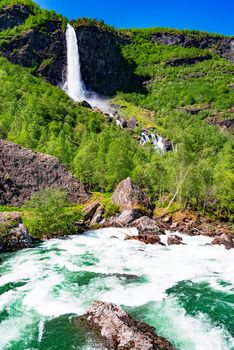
[{"xmin": 34, "ymin": 0, "xmax": 234, "ymax": 36}]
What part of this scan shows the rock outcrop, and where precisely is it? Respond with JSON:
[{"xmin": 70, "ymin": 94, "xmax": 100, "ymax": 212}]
[
  {"xmin": 0, "ymin": 212, "xmax": 33, "ymax": 252},
  {"xmin": 211, "ymin": 234, "xmax": 234, "ymax": 250},
  {"xmin": 111, "ymin": 177, "xmax": 151, "ymax": 210},
  {"xmin": 152, "ymin": 32, "xmax": 234, "ymax": 63},
  {"xmin": 0, "ymin": 140, "xmax": 89, "ymax": 206},
  {"xmin": 0, "ymin": 4, "xmax": 31, "ymax": 31},
  {"xmin": 78, "ymin": 301, "xmax": 175, "ymax": 350}
]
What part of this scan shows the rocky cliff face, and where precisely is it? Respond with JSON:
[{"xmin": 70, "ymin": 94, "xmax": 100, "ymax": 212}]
[
  {"xmin": 0, "ymin": 140, "xmax": 89, "ymax": 206},
  {"xmin": 0, "ymin": 4, "xmax": 140, "ymax": 95},
  {"xmin": 0, "ymin": 4, "xmax": 31, "ymax": 31},
  {"xmin": 1, "ymin": 20, "xmax": 67, "ymax": 86},
  {"xmin": 152, "ymin": 32, "xmax": 234, "ymax": 63},
  {"xmin": 76, "ymin": 26, "xmax": 137, "ymax": 96}
]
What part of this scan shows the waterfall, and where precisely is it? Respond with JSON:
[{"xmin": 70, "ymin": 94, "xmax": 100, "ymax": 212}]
[
  {"xmin": 63, "ymin": 23, "xmax": 115, "ymax": 116},
  {"xmin": 63, "ymin": 23, "xmax": 86, "ymax": 102},
  {"xmin": 151, "ymin": 134, "xmax": 166, "ymax": 153}
]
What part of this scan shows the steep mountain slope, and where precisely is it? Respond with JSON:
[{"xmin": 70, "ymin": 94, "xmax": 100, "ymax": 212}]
[{"xmin": 0, "ymin": 0, "xmax": 233, "ymax": 221}]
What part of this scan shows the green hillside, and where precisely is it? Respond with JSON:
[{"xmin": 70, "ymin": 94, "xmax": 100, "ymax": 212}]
[{"xmin": 0, "ymin": 0, "xmax": 233, "ymax": 221}]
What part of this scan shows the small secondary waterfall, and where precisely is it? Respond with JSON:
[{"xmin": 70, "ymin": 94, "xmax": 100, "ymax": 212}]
[{"xmin": 63, "ymin": 23, "xmax": 86, "ymax": 102}]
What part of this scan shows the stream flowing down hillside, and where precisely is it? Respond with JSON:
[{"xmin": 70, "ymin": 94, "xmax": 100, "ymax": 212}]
[{"xmin": 0, "ymin": 229, "xmax": 233, "ymax": 350}]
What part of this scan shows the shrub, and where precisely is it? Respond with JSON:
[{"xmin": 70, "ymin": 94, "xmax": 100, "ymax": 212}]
[{"xmin": 23, "ymin": 189, "xmax": 82, "ymax": 237}]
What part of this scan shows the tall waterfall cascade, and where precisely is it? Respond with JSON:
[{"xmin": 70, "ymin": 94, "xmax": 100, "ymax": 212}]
[
  {"xmin": 63, "ymin": 24, "xmax": 114, "ymax": 115},
  {"xmin": 63, "ymin": 24, "xmax": 86, "ymax": 102}
]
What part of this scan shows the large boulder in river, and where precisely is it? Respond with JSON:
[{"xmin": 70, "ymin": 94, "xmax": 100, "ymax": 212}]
[
  {"xmin": 0, "ymin": 140, "xmax": 89, "ymax": 206},
  {"xmin": 0, "ymin": 212, "xmax": 33, "ymax": 252},
  {"xmin": 211, "ymin": 234, "xmax": 234, "ymax": 250},
  {"xmin": 78, "ymin": 301, "xmax": 175, "ymax": 350},
  {"xmin": 111, "ymin": 178, "xmax": 150, "ymax": 210},
  {"xmin": 131, "ymin": 216, "xmax": 163, "ymax": 235},
  {"xmin": 167, "ymin": 234, "xmax": 184, "ymax": 246}
]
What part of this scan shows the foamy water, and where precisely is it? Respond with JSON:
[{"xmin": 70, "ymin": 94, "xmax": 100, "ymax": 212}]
[{"xmin": 0, "ymin": 229, "xmax": 233, "ymax": 350}]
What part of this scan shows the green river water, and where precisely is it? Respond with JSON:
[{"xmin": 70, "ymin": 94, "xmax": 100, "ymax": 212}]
[{"xmin": 0, "ymin": 228, "xmax": 233, "ymax": 350}]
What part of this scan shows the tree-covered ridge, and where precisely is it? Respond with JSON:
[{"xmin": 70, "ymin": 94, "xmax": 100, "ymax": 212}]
[{"xmin": 0, "ymin": 0, "xmax": 233, "ymax": 221}]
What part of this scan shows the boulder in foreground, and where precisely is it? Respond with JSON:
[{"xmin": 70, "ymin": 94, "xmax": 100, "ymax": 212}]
[{"xmin": 78, "ymin": 301, "xmax": 175, "ymax": 350}]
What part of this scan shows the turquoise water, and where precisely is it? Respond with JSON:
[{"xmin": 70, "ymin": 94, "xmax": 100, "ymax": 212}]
[{"xmin": 0, "ymin": 228, "xmax": 233, "ymax": 350}]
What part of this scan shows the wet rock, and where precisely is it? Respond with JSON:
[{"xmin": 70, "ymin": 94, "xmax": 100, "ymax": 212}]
[
  {"xmin": 79, "ymin": 100, "xmax": 92, "ymax": 109},
  {"xmin": 0, "ymin": 212, "xmax": 33, "ymax": 252},
  {"xmin": 78, "ymin": 301, "xmax": 175, "ymax": 350},
  {"xmin": 211, "ymin": 234, "xmax": 234, "ymax": 250},
  {"xmin": 0, "ymin": 140, "xmax": 89, "ymax": 206},
  {"xmin": 111, "ymin": 177, "xmax": 150, "ymax": 210},
  {"xmin": 126, "ymin": 234, "xmax": 162, "ymax": 245},
  {"xmin": 167, "ymin": 234, "xmax": 184, "ymax": 246},
  {"xmin": 75, "ymin": 220, "xmax": 90, "ymax": 233},
  {"xmin": 131, "ymin": 216, "xmax": 163, "ymax": 235}
]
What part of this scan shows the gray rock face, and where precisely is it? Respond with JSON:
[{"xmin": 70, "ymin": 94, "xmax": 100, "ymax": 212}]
[
  {"xmin": 131, "ymin": 216, "xmax": 163, "ymax": 235},
  {"xmin": 116, "ymin": 208, "xmax": 143, "ymax": 225},
  {"xmin": 76, "ymin": 26, "xmax": 139, "ymax": 96},
  {"xmin": 152, "ymin": 32, "xmax": 234, "ymax": 63},
  {"xmin": 1, "ymin": 21, "xmax": 67, "ymax": 86},
  {"xmin": 0, "ymin": 4, "xmax": 31, "ymax": 31},
  {"xmin": 0, "ymin": 140, "xmax": 89, "ymax": 206},
  {"xmin": 111, "ymin": 177, "xmax": 151, "ymax": 210},
  {"xmin": 78, "ymin": 301, "xmax": 175, "ymax": 350},
  {"xmin": 0, "ymin": 212, "xmax": 32, "ymax": 252}
]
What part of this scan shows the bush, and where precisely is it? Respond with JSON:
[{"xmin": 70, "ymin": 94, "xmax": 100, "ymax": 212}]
[{"xmin": 23, "ymin": 189, "xmax": 83, "ymax": 237}]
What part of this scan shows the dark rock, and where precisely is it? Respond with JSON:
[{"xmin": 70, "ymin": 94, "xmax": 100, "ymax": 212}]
[
  {"xmin": 75, "ymin": 220, "xmax": 90, "ymax": 233},
  {"xmin": 79, "ymin": 100, "xmax": 92, "ymax": 109},
  {"xmin": 126, "ymin": 234, "xmax": 162, "ymax": 245},
  {"xmin": 0, "ymin": 212, "xmax": 33, "ymax": 252},
  {"xmin": 84, "ymin": 201, "xmax": 101, "ymax": 221},
  {"xmin": 78, "ymin": 301, "xmax": 175, "ymax": 350},
  {"xmin": 90, "ymin": 206, "xmax": 105, "ymax": 226},
  {"xmin": 0, "ymin": 4, "xmax": 31, "ymax": 31},
  {"xmin": 166, "ymin": 54, "xmax": 212, "ymax": 66},
  {"xmin": 131, "ymin": 216, "xmax": 163, "ymax": 235},
  {"xmin": 152, "ymin": 32, "xmax": 234, "ymax": 63},
  {"xmin": 0, "ymin": 140, "xmax": 89, "ymax": 206},
  {"xmin": 111, "ymin": 177, "xmax": 151, "ymax": 210},
  {"xmin": 211, "ymin": 234, "xmax": 234, "ymax": 250},
  {"xmin": 75, "ymin": 26, "xmax": 141, "ymax": 96},
  {"xmin": 127, "ymin": 117, "xmax": 138, "ymax": 129},
  {"xmin": 167, "ymin": 234, "xmax": 184, "ymax": 246}
]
